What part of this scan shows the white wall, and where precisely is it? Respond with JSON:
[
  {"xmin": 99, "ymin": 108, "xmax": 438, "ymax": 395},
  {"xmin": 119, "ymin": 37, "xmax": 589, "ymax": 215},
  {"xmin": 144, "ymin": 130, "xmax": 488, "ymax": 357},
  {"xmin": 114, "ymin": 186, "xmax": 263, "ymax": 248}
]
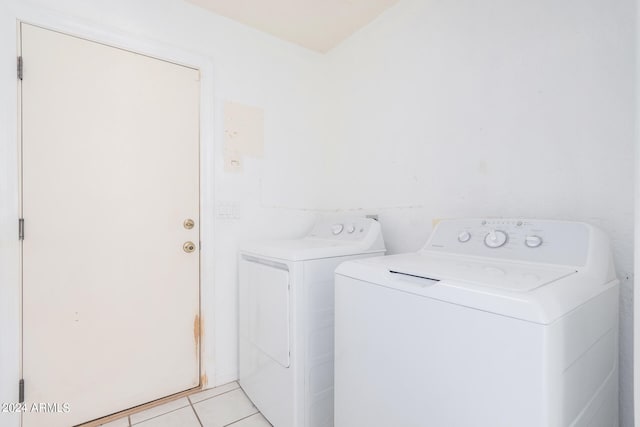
[
  {"xmin": 0, "ymin": 0, "xmax": 330, "ymax": 406},
  {"xmin": 324, "ymin": 0, "xmax": 635, "ymax": 424},
  {"xmin": 0, "ymin": 0, "xmax": 635, "ymax": 424}
]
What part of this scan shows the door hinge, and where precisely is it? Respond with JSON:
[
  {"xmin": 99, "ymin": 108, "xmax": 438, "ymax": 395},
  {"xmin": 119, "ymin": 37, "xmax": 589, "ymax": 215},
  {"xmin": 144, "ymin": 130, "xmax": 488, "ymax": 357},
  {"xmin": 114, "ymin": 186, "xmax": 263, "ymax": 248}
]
[
  {"xmin": 17, "ymin": 56, "xmax": 23, "ymax": 80},
  {"xmin": 19, "ymin": 218, "xmax": 24, "ymax": 240},
  {"xmin": 19, "ymin": 379, "xmax": 24, "ymax": 403}
]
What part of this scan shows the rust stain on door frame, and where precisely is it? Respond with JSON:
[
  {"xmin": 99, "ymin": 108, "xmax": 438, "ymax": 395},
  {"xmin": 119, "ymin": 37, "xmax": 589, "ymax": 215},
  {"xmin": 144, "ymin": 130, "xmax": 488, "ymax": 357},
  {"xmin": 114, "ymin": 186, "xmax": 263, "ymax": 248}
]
[
  {"xmin": 200, "ymin": 373, "xmax": 208, "ymax": 388},
  {"xmin": 194, "ymin": 314, "xmax": 208, "ymax": 388},
  {"xmin": 193, "ymin": 314, "xmax": 200, "ymax": 357}
]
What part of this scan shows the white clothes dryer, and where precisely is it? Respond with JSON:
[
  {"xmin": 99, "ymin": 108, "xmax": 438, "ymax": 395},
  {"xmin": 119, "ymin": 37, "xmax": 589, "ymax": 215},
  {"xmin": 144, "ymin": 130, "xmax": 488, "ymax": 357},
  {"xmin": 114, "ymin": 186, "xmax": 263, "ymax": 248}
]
[
  {"xmin": 239, "ymin": 217, "xmax": 385, "ymax": 427},
  {"xmin": 335, "ymin": 218, "xmax": 618, "ymax": 427}
]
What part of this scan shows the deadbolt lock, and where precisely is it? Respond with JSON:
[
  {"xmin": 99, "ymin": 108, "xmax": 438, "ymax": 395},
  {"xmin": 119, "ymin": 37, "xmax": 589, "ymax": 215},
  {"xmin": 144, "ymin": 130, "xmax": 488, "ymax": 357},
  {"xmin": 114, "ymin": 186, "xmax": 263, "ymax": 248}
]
[
  {"xmin": 183, "ymin": 241, "xmax": 196, "ymax": 253},
  {"xmin": 184, "ymin": 219, "xmax": 195, "ymax": 230}
]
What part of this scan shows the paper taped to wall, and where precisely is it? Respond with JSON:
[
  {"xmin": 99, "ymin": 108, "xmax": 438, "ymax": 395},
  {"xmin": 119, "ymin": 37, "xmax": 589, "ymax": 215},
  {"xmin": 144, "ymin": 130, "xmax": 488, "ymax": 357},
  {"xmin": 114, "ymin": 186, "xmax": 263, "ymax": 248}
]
[{"xmin": 223, "ymin": 101, "xmax": 264, "ymax": 172}]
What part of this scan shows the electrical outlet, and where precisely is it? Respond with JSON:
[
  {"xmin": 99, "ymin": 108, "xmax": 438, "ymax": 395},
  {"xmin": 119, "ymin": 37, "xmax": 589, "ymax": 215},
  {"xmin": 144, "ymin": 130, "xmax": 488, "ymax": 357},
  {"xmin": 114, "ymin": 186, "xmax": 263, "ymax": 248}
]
[{"xmin": 215, "ymin": 201, "xmax": 240, "ymax": 219}]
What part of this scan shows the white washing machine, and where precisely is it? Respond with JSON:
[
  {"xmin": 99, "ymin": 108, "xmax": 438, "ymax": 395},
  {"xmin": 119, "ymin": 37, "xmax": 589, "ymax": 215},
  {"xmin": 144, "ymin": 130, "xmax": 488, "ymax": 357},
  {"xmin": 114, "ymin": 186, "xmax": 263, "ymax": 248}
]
[
  {"xmin": 334, "ymin": 218, "xmax": 619, "ymax": 427},
  {"xmin": 239, "ymin": 217, "xmax": 385, "ymax": 427}
]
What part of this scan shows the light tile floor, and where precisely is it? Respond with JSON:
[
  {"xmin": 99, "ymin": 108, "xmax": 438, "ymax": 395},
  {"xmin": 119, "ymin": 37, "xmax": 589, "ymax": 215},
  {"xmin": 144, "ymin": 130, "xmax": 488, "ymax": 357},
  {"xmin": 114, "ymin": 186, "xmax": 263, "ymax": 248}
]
[{"xmin": 99, "ymin": 382, "xmax": 271, "ymax": 427}]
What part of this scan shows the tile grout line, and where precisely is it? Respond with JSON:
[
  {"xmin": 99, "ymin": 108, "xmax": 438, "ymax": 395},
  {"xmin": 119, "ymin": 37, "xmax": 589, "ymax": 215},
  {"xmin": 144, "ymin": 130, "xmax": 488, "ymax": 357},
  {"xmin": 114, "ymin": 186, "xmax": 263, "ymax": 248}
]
[
  {"xmin": 222, "ymin": 410, "xmax": 260, "ymax": 427},
  {"xmin": 190, "ymin": 385, "xmax": 241, "ymax": 405},
  {"xmin": 117, "ymin": 385, "xmax": 243, "ymax": 427},
  {"xmin": 128, "ymin": 403, "xmax": 191, "ymax": 426},
  {"xmin": 188, "ymin": 395, "xmax": 204, "ymax": 427}
]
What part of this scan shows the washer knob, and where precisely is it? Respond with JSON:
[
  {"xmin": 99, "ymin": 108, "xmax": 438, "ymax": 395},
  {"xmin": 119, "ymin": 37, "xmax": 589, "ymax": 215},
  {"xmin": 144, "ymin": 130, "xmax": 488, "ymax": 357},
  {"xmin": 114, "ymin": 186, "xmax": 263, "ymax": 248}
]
[
  {"xmin": 525, "ymin": 235, "xmax": 543, "ymax": 248},
  {"xmin": 484, "ymin": 230, "xmax": 508, "ymax": 248},
  {"xmin": 458, "ymin": 231, "xmax": 471, "ymax": 243},
  {"xmin": 346, "ymin": 224, "xmax": 356, "ymax": 233},
  {"xmin": 332, "ymin": 224, "xmax": 344, "ymax": 235}
]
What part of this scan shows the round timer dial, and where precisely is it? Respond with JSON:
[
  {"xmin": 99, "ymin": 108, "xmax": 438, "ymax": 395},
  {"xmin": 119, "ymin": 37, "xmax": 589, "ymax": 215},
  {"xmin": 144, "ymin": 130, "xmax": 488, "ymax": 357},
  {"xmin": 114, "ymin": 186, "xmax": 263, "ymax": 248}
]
[
  {"xmin": 525, "ymin": 235, "xmax": 543, "ymax": 248},
  {"xmin": 484, "ymin": 230, "xmax": 508, "ymax": 248},
  {"xmin": 458, "ymin": 231, "xmax": 471, "ymax": 243}
]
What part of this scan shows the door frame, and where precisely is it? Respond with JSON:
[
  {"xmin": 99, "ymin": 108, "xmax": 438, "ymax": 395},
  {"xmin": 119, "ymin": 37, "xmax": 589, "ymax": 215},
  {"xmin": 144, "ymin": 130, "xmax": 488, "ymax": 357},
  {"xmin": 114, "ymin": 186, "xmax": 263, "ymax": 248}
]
[{"xmin": 0, "ymin": 6, "xmax": 216, "ymax": 426}]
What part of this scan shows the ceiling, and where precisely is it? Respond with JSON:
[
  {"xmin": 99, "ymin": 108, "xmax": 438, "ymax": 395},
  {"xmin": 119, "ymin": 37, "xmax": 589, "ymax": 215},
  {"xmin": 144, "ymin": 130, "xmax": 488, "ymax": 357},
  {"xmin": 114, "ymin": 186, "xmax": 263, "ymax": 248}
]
[{"xmin": 185, "ymin": 0, "xmax": 399, "ymax": 53}]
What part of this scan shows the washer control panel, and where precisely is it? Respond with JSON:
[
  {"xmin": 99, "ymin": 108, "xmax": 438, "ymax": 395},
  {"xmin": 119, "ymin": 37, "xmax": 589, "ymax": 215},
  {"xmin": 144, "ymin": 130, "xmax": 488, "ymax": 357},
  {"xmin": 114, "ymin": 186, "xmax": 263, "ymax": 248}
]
[
  {"xmin": 425, "ymin": 219, "xmax": 590, "ymax": 266},
  {"xmin": 307, "ymin": 217, "xmax": 376, "ymax": 241}
]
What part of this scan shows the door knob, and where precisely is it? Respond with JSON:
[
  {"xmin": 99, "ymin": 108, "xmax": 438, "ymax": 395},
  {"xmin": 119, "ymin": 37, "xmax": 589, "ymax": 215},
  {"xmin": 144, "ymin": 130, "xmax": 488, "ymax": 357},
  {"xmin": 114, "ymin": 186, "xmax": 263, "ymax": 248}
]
[
  {"xmin": 183, "ymin": 241, "xmax": 196, "ymax": 253},
  {"xmin": 184, "ymin": 219, "xmax": 195, "ymax": 230}
]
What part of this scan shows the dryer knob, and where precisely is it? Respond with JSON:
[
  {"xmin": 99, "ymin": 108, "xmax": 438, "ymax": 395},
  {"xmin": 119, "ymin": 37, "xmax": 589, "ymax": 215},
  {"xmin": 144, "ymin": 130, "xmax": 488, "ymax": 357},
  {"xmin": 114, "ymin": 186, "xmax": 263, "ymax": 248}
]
[
  {"xmin": 346, "ymin": 224, "xmax": 356, "ymax": 233},
  {"xmin": 525, "ymin": 235, "xmax": 543, "ymax": 248},
  {"xmin": 332, "ymin": 224, "xmax": 344, "ymax": 235}
]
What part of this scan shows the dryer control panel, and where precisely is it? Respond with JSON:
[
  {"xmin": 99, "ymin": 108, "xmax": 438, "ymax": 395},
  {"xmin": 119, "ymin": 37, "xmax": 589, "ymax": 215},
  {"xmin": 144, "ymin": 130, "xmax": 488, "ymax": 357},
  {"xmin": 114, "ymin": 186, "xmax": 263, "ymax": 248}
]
[
  {"xmin": 306, "ymin": 217, "xmax": 378, "ymax": 242},
  {"xmin": 423, "ymin": 219, "xmax": 590, "ymax": 267}
]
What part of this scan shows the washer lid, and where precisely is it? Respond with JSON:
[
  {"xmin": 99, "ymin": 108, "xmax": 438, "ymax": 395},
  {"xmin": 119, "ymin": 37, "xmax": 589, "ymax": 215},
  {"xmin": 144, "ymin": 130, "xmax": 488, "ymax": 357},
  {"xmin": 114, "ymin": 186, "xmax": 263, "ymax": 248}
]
[
  {"xmin": 384, "ymin": 252, "xmax": 577, "ymax": 292},
  {"xmin": 335, "ymin": 253, "xmax": 593, "ymax": 324}
]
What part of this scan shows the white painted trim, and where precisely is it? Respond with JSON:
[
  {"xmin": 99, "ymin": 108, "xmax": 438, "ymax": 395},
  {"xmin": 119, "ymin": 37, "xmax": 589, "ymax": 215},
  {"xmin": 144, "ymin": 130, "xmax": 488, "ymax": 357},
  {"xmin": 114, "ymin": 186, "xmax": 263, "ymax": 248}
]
[
  {"xmin": 0, "ymin": 8, "xmax": 21, "ymax": 426},
  {"xmin": 634, "ymin": 146, "xmax": 638, "ymax": 422},
  {"xmin": 635, "ymin": 3, "xmax": 639, "ymax": 420},
  {"xmin": 0, "ymin": 5, "xmax": 217, "ymax": 426},
  {"xmin": 635, "ymin": 1, "xmax": 639, "ymax": 422}
]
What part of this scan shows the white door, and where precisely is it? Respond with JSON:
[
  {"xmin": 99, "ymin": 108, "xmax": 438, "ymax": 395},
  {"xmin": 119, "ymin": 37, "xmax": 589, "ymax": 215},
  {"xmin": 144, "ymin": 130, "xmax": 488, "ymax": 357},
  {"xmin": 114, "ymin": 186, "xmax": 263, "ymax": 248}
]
[{"xmin": 20, "ymin": 24, "xmax": 200, "ymax": 427}]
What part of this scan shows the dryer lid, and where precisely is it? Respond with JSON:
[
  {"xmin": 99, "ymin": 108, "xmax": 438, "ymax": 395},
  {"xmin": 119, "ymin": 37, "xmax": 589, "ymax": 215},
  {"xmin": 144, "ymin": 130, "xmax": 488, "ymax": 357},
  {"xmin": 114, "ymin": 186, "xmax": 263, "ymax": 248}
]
[
  {"xmin": 240, "ymin": 216, "xmax": 386, "ymax": 261},
  {"xmin": 241, "ymin": 238, "xmax": 384, "ymax": 261}
]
